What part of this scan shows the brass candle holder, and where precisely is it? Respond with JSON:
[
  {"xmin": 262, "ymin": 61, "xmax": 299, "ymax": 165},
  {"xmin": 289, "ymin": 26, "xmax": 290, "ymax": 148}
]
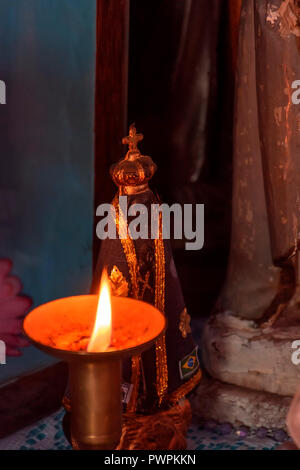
[{"xmin": 23, "ymin": 295, "xmax": 166, "ymax": 450}]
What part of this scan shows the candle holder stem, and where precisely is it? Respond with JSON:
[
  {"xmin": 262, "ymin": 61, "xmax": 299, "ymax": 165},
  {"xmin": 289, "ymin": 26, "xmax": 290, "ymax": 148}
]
[{"xmin": 69, "ymin": 357, "xmax": 122, "ymax": 450}]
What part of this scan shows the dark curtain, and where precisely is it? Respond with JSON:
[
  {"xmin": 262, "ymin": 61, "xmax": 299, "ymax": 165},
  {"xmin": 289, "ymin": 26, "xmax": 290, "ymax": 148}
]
[{"xmin": 127, "ymin": 0, "xmax": 241, "ymax": 317}]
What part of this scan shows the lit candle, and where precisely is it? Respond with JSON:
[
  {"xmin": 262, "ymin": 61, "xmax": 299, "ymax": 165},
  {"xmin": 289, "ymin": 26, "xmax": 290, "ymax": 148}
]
[{"xmin": 87, "ymin": 269, "xmax": 112, "ymax": 352}]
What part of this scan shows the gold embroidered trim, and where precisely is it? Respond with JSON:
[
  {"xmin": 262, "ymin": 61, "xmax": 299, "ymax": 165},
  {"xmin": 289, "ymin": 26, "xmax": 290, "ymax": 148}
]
[
  {"xmin": 113, "ymin": 196, "xmax": 140, "ymax": 412},
  {"xmin": 154, "ymin": 245, "xmax": 165, "ymax": 312},
  {"xmin": 168, "ymin": 369, "xmax": 202, "ymax": 405},
  {"xmin": 155, "ymin": 212, "xmax": 168, "ymax": 406}
]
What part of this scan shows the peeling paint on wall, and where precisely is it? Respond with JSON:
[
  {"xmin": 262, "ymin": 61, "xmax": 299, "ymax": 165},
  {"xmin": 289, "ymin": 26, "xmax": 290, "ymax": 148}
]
[{"xmin": 267, "ymin": 0, "xmax": 300, "ymax": 38}]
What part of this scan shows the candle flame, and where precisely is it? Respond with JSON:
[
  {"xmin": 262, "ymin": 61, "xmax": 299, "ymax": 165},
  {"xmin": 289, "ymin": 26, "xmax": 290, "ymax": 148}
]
[{"xmin": 87, "ymin": 269, "xmax": 112, "ymax": 352}]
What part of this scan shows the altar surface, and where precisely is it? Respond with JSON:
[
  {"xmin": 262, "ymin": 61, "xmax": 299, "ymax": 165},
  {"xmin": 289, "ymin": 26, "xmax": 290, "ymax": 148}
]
[{"xmin": 0, "ymin": 408, "xmax": 285, "ymax": 451}]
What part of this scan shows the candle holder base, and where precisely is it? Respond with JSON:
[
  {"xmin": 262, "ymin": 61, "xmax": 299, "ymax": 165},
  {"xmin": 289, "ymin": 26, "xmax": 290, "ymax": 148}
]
[
  {"xmin": 63, "ymin": 399, "xmax": 192, "ymax": 451},
  {"xmin": 116, "ymin": 399, "xmax": 192, "ymax": 450}
]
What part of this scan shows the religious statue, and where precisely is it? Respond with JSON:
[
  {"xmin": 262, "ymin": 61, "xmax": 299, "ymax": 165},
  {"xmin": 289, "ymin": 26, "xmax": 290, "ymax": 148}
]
[
  {"xmin": 63, "ymin": 125, "xmax": 201, "ymax": 450},
  {"xmin": 200, "ymin": 0, "xmax": 300, "ymax": 428},
  {"xmin": 218, "ymin": 0, "xmax": 300, "ymax": 327}
]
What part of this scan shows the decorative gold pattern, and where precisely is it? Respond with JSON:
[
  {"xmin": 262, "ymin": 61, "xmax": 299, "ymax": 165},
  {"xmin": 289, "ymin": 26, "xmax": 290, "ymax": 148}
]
[
  {"xmin": 109, "ymin": 265, "xmax": 129, "ymax": 297},
  {"xmin": 167, "ymin": 369, "xmax": 202, "ymax": 405},
  {"xmin": 179, "ymin": 308, "xmax": 192, "ymax": 339},
  {"xmin": 112, "ymin": 197, "xmax": 153, "ymax": 301},
  {"xmin": 139, "ymin": 270, "xmax": 152, "ymax": 298},
  {"xmin": 112, "ymin": 196, "xmax": 139, "ymax": 299}
]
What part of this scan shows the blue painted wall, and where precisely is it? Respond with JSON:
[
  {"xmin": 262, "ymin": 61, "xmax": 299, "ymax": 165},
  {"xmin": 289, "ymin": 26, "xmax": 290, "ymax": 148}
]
[{"xmin": 0, "ymin": 0, "xmax": 96, "ymax": 382}]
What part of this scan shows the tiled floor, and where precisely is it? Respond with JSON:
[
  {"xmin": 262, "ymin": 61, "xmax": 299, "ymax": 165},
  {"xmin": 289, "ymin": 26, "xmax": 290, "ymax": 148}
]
[{"xmin": 0, "ymin": 408, "xmax": 285, "ymax": 450}]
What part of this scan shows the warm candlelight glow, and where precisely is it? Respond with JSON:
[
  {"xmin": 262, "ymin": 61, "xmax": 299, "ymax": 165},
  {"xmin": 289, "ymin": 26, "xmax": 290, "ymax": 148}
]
[{"xmin": 87, "ymin": 269, "xmax": 112, "ymax": 352}]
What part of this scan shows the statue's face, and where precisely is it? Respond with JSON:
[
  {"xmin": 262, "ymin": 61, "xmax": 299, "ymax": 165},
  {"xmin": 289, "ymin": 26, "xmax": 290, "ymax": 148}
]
[{"xmin": 287, "ymin": 385, "xmax": 300, "ymax": 448}]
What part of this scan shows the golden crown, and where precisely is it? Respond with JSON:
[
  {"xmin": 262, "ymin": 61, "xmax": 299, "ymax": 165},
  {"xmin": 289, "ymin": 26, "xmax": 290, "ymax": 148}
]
[{"xmin": 110, "ymin": 124, "xmax": 157, "ymax": 193}]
